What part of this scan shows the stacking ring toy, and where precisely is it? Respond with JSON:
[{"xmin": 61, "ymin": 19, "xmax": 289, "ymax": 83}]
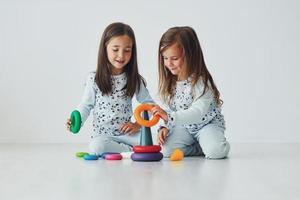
[
  {"xmin": 76, "ymin": 152, "xmax": 89, "ymax": 158},
  {"xmin": 105, "ymin": 153, "xmax": 123, "ymax": 160},
  {"xmin": 134, "ymin": 104, "xmax": 160, "ymax": 127},
  {"xmin": 131, "ymin": 152, "xmax": 163, "ymax": 162},
  {"xmin": 101, "ymin": 152, "xmax": 119, "ymax": 159},
  {"xmin": 83, "ymin": 154, "xmax": 99, "ymax": 160},
  {"xmin": 70, "ymin": 110, "xmax": 81, "ymax": 134},
  {"xmin": 133, "ymin": 145, "xmax": 161, "ymax": 153}
]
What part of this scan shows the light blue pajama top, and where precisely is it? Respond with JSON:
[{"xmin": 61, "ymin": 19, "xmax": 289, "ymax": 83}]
[
  {"xmin": 76, "ymin": 72, "xmax": 154, "ymax": 138},
  {"xmin": 160, "ymin": 77, "xmax": 225, "ymax": 134}
]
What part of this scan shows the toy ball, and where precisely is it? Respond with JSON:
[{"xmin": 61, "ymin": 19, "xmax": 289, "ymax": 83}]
[{"xmin": 169, "ymin": 149, "xmax": 184, "ymax": 161}]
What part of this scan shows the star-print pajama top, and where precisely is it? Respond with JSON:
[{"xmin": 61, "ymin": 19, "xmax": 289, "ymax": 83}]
[
  {"xmin": 159, "ymin": 77, "xmax": 225, "ymax": 134},
  {"xmin": 76, "ymin": 72, "xmax": 154, "ymax": 138}
]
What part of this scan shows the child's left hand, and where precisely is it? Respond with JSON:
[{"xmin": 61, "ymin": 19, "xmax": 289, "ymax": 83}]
[{"xmin": 120, "ymin": 122, "xmax": 141, "ymax": 135}]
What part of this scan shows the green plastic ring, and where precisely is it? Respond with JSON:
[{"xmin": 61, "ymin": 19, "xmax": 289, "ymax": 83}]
[
  {"xmin": 76, "ymin": 152, "xmax": 89, "ymax": 158},
  {"xmin": 70, "ymin": 110, "xmax": 81, "ymax": 134}
]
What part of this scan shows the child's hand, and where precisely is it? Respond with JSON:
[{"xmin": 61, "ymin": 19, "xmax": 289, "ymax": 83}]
[
  {"xmin": 151, "ymin": 105, "xmax": 168, "ymax": 122},
  {"xmin": 157, "ymin": 127, "xmax": 169, "ymax": 145},
  {"xmin": 120, "ymin": 122, "xmax": 141, "ymax": 135},
  {"xmin": 66, "ymin": 118, "xmax": 71, "ymax": 132}
]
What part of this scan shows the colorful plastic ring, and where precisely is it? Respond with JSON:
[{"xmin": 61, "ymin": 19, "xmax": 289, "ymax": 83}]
[
  {"xmin": 133, "ymin": 145, "xmax": 161, "ymax": 153},
  {"xmin": 70, "ymin": 110, "xmax": 81, "ymax": 134},
  {"xmin": 105, "ymin": 153, "xmax": 123, "ymax": 160},
  {"xmin": 101, "ymin": 152, "xmax": 119, "ymax": 159},
  {"xmin": 131, "ymin": 152, "xmax": 163, "ymax": 162},
  {"xmin": 76, "ymin": 152, "xmax": 89, "ymax": 158},
  {"xmin": 83, "ymin": 154, "xmax": 99, "ymax": 160},
  {"xmin": 134, "ymin": 104, "xmax": 160, "ymax": 127}
]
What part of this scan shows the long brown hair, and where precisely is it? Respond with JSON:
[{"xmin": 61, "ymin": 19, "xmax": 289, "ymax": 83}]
[
  {"xmin": 95, "ymin": 22, "xmax": 143, "ymax": 97},
  {"xmin": 158, "ymin": 26, "xmax": 222, "ymax": 106}
]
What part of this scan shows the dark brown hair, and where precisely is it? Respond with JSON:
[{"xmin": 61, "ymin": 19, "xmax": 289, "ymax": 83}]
[
  {"xmin": 158, "ymin": 26, "xmax": 222, "ymax": 106},
  {"xmin": 95, "ymin": 22, "xmax": 143, "ymax": 97}
]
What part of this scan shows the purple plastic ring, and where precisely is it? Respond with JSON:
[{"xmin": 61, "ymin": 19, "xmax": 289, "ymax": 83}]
[{"xmin": 131, "ymin": 152, "xmax": 163, "ymax": 162}]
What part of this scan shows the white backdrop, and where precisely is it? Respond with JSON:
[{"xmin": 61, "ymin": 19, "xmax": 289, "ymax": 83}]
[{"xmin": 1, "ymin": 0, "xmax": 299, "ymax": 143}]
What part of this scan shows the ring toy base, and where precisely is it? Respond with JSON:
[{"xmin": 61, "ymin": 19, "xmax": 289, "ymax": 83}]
[{"xmin": 131, "ymin": 152, "xmax": 163, "ymax": 162}]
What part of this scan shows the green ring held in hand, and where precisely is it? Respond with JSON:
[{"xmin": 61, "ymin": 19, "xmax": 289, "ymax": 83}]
[{"xmin": 70, "ymin": 110, "xmax": 81, "ymax": 134}]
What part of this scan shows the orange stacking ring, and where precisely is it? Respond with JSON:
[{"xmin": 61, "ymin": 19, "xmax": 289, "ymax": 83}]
[{"xmin": 134, "ymin": 104, "xmax": 160, "ymax": 127}]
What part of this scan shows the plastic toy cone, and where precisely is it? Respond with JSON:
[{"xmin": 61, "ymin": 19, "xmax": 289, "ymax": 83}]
[{"xmin": 140, "ymin": 111, "xmax": 153, "ymax": 146}]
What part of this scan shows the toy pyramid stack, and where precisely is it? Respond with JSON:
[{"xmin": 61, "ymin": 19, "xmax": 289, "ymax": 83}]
[{"xmin": 131, "ymin": 111, "xmax": 163, "ymax": 161}]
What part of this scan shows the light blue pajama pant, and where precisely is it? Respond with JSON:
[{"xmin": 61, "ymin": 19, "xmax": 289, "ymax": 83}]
[
  {"xmin": 162, "ymin": 123, "xmax": 230, "ymax": 159},
  {"xmin": 89, "ymin": 133, "xmax": 140, "ymax": 155}
]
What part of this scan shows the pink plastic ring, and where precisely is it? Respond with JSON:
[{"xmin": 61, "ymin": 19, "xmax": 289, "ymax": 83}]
[{"xmin": 105, "ymin": 153, "xmax": 123, "ymax": 160}]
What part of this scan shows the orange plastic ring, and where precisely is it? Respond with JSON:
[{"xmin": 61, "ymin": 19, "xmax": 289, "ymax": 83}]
[{"xmin": 134, "ymin": 104, "xmax": 160, "ymax": 127}]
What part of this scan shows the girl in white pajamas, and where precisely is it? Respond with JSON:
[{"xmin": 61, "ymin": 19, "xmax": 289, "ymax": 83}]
[
  {"xmin": 151, "ymin": 26, "xmax": 230, "ymax": 159},
  {"xmin": 66, "ymin": 22, "xmax": 154, "ymax": 155}
]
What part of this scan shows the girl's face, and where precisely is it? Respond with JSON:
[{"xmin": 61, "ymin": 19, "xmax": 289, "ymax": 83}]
[
  {"xmin": 107, "ymin": 35, "xmax": 133, "ymax": 75},
  {"xmin": 162, "ymin": 43, "xmax": 187, "ymax": 81}
]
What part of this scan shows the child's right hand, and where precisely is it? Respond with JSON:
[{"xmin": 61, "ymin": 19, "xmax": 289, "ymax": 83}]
[
  {"xmin": 66, "ymin": 118, "xmax": 71, "ymax": 132},
  {"xmin": 157, "ymin": 127, "xmax": 169, "ymax": 145},
  {"xmin": 151, "ymin": 105, "xmax": 168, "ymax": 122}
]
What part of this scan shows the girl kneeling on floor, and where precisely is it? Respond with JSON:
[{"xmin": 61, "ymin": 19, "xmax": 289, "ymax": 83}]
[
  {"xmin": 66, "ymin": 22, "xmax": 154, "ymax": 155},
  {"xmin": 151, "ymin": 26, "xmax": 230, "ymax": 159}
]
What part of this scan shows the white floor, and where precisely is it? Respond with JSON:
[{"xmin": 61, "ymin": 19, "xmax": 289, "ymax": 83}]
[{"xmin": 0, "ymin": 143, "xmax": 299, "ymax": 200}]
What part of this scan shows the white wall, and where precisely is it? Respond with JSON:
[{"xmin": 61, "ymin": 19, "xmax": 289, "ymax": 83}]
[{"xmin": 1, "ymin": 0, "xmax": 300, "ymax": 143}]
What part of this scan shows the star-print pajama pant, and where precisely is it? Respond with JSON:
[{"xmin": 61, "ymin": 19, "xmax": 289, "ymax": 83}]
[
  {"xmin": 88, "ymin": 133, "xmax": 140, "ymax": 155},
  {"xmin": 162, "ymin": 122, "xmax": 230, "ymax": 159}
]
